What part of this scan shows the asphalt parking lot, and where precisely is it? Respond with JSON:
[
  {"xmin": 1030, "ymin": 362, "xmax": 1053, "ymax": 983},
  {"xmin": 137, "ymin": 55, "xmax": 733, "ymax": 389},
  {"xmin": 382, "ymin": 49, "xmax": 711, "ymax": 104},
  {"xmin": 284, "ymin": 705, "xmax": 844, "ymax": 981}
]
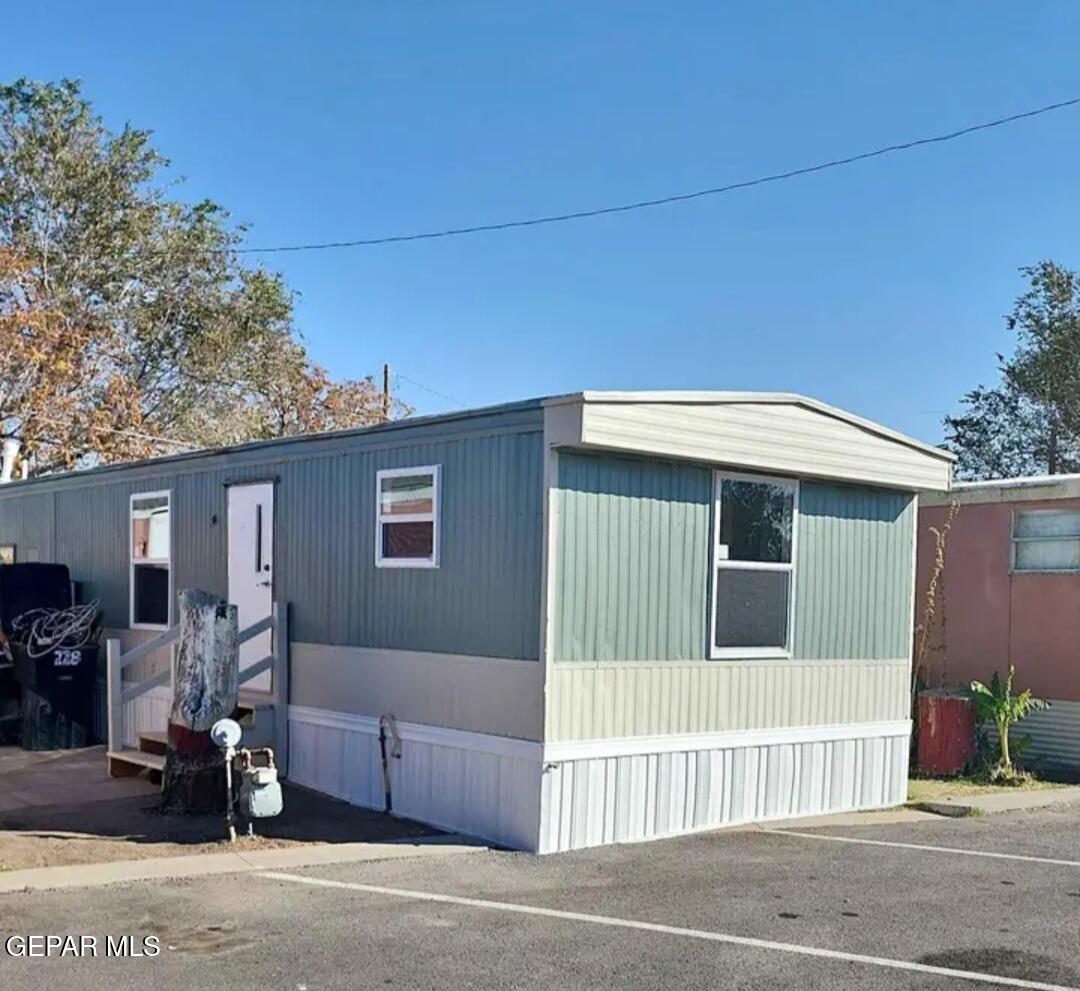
[{"xmin": 1, "ymin": 802, "xmax": 1078, "ymax": 990}]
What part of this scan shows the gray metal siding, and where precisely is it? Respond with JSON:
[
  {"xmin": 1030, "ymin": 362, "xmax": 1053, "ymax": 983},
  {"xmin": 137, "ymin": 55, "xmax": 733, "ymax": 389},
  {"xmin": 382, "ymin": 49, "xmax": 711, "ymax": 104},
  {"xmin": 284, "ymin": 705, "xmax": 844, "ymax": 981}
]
[
  {"xmin": 552, "ymin": 451, "xmax": 711, "ymax": 662},
  {"xmin": 0, "ymin": 491, "xmax": 56, "ymax": 563},
  {"xmin": 0, "ymin": 409, "xmax": 545, "ymax": 660},
  {"xmin": 279, "ymin": 428, "xmax": 545, "ymax": 657},
  {"xmin": 551, "ymin": 451, "xmax": 914, "ymax": 663}
]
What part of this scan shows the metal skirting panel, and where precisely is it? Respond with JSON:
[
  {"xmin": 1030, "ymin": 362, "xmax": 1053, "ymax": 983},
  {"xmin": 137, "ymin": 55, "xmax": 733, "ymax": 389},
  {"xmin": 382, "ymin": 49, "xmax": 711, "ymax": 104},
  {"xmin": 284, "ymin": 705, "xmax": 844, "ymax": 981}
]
[
  {"xmin": 546, "ymin": 659, "xmax": 910, "ymax": 741},
  {"xmin": 121, "ymin": 684, "xmax": 171, "ymax": 748},
  {"xmin": 538, "ymin": 723, "xmax": 911, "ymax": 854},
  {"xmin": 287, "ymin": 707, "xmax": 543, "ymax": 850},
  {"xmin": 288, "ymin": 716, "xmax": 384, "ymax": 810},
  {"xmin": 987, "ymin": 699, "xmax": 1080, "ymax": 775}
]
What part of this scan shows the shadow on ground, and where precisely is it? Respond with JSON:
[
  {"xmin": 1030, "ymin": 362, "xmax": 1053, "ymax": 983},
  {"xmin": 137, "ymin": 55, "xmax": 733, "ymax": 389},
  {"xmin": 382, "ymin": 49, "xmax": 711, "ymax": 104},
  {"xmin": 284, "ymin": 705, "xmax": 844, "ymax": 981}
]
[{"xmin": 0, "ymin": 745, "xmax": 436, "ymax": 870}]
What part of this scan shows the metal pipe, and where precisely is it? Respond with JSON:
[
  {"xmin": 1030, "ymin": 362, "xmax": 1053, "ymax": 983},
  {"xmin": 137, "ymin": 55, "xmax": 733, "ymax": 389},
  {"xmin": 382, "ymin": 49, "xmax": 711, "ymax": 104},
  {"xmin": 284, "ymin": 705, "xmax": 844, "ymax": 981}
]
[
  {"xmin": 0, "ymin": 438, "xmax": 20, "ymax": 484},
  {"xmin": 224, "ymin": 746, "xmax": 237, "ymax": 843},
  {"xmin": 378, "ymin": 714, "xmax": 401, "ymax": 814}
]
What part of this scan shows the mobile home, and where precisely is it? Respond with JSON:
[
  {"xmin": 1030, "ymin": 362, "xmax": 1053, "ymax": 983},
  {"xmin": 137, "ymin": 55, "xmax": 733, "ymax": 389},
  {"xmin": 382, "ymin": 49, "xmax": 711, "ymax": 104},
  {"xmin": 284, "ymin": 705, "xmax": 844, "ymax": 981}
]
[
  {"xmin": 919, "ymin": 475, "xmax": 1080, "ymax": 776},
  {"xmin": 0, "ymin": 392, "xmax": 953, "ymax": 851}
]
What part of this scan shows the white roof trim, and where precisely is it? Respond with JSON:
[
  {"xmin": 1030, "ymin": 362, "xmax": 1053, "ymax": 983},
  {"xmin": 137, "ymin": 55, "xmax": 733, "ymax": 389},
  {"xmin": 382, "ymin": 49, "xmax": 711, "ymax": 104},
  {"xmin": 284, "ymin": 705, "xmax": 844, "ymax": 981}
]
[
  {"xmin": 922, "ymin": 471, "xmax": 1080, "ymax": 506},
  {"xmin": 951, "ymin": 472, "xmax": 1080, "ymax": 490},
  {"xmin": 542, "ymin": 391, "xmax": 954, "ymax": 463}
]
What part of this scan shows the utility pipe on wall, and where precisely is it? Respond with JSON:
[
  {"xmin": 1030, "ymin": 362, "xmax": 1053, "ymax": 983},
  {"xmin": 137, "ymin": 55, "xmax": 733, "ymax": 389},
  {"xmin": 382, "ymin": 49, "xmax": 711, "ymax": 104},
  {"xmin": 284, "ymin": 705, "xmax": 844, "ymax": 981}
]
[{"xmin": 0, "ymin": 438, "xmax": 20, "ymax": 484}]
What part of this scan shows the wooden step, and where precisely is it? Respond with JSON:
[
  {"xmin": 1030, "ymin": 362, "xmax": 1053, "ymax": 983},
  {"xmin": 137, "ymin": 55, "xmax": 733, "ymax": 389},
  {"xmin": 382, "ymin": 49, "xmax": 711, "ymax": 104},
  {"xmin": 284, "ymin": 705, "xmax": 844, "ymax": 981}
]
[
  {"xmin": 107, "ymin": 748, "xmax": 165, "ymax": 778},
  {"xmin": 138, "ymin": 730, "xmax": 167, "ymax": 756}
]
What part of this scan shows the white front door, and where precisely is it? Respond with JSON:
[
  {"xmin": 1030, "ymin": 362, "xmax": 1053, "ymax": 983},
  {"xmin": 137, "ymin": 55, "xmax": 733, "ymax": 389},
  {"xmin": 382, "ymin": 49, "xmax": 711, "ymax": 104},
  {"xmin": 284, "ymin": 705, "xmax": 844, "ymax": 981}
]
[{"xmin": 228, "ymin": 482, "xmax": 274, "ymax": 692}]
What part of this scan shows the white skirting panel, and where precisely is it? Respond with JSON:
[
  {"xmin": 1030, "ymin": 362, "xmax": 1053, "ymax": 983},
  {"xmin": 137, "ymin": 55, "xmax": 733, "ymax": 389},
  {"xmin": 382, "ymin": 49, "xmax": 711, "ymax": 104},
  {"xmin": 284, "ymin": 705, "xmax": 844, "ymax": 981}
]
[
  {"xmin": 287, "ymin": 706, "xmax": 543, "ymax": 850},
  {"xmin": 985, "ymin": 699, "xmax": 1080, "ymax": 774},
  {"xmin": 121, "ymin": 685, "xmax": 172, "ymax": 748},
  {"xmin": 286, "ymin": 708, "xmax": 909, "ymax": 854},
  {"xmin": 537, "ymin": 720, "xmax": 911, "ymax": 854}
]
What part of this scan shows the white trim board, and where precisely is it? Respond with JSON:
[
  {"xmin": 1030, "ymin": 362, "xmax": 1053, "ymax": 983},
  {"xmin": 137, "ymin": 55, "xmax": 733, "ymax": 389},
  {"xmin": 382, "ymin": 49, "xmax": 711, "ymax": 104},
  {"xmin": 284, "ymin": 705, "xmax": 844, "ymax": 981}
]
[
  {"xmin": 291, "ymin": 642, "xmax": 539, "ymax": 668},
  {"xmin": 543, "ymin": 720, "xmax": 911, "ymax": 762},
  {"xmin": 549, "ymin": 656, "xmax": 909, "ymax": 671}
]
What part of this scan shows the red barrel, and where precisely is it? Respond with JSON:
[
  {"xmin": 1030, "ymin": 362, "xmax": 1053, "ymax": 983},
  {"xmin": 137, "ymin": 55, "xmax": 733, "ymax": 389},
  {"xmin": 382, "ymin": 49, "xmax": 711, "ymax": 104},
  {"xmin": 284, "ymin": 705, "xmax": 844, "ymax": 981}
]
[{"xmin": 917, "ymin": 689, "xmax": 976, "ymax": 775}]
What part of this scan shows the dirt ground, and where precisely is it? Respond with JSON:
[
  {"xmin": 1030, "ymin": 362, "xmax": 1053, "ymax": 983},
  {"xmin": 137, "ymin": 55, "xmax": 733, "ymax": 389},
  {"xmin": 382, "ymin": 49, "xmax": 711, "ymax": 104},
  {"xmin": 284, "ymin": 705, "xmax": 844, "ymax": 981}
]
[
  {"xmin": 907, "ymin": 775, "xmax": 1065, "ymax": 804},
  {"xmin": 0, "ymin": 745, "xmax": 436, "ymax": 871}
]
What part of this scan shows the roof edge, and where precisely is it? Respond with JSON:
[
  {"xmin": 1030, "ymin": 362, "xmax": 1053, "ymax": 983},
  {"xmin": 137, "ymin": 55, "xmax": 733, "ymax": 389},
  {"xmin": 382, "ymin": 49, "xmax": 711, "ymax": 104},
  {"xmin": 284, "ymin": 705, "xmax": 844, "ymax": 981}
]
[
  {"xmin": 544, "ymin": 391, "xmax": 954, "ymax": 464},
  {"xmin": 0, "ymin": 396, "xmax": 547, "ymax": 491}
]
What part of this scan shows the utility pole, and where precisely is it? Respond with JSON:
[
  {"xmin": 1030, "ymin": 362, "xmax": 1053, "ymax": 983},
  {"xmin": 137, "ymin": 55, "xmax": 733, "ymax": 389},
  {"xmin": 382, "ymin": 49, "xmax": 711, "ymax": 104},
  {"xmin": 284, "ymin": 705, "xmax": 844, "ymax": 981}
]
[{"xmin": 382, "ymin": 364, "xmax": 391, "ymax": 422}]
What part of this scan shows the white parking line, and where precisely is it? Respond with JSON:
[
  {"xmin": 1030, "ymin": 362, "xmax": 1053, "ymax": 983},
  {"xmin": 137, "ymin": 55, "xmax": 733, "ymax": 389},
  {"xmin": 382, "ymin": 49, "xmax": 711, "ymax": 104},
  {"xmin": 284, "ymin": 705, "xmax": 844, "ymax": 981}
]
[
  {"xmin": 761, "ymin": 829, "xmax": 1080, "ymax": 867},
  {"xmin": 258, "ymin": 870, "xmax": 1079, "ymax": 991}
]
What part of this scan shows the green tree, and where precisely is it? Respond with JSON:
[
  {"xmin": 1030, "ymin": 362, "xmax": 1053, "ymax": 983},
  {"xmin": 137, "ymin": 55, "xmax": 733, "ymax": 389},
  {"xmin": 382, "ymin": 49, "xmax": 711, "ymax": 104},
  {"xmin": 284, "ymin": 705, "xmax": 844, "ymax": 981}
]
[
  {"xmin": 0, "ymin": 78, "xmax": 403, "ymax": 473},
  {"xmin": 944, "ymin": 261, "xmax": 1080, "ymax": 480}
]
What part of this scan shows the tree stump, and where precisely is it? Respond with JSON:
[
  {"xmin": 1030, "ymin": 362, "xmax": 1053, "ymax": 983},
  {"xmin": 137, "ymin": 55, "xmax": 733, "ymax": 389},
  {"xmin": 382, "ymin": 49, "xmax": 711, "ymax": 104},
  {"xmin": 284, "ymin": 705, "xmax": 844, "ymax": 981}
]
[{"xmin": 161, "ymin": 589, "xmax": 239, "ymax": 814}]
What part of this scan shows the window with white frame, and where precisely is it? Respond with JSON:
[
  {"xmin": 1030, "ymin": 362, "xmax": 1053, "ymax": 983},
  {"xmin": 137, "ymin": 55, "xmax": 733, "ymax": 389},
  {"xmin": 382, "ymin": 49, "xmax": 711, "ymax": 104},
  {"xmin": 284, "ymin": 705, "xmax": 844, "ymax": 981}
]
[
  {"xmin": 375, "ymin": 466, "xmax": 440, "ymax": 568},
  {"xmin": 710, "ymin": 472, "xmax": 798, "ymax": 658},
  {"xmin": 130, "ymin": 491, "xmax": 171, "ymax": 627},
  {"xmin": 1012, "ymin": 509, "xmax": 1080, "ymax": 572}
]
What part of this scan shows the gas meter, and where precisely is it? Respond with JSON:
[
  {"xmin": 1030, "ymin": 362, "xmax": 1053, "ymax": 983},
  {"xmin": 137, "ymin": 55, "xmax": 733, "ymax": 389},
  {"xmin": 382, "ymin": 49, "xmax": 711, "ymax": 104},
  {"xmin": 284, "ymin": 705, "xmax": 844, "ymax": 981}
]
[
  {"xmin": 210, "ymin": 719, "xmax": 284, "ymax": 841},
  {"xmin": 238, "ymin": 748, "xmax": 283, "ymax": 819}
]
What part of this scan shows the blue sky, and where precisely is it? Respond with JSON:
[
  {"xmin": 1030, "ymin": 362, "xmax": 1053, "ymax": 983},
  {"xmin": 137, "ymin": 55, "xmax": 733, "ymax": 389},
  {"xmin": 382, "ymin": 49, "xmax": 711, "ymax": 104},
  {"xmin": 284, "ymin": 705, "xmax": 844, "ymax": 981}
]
[{"xmin": 8, "ymin": 2, "xmax": 1080, "ymax": 440}]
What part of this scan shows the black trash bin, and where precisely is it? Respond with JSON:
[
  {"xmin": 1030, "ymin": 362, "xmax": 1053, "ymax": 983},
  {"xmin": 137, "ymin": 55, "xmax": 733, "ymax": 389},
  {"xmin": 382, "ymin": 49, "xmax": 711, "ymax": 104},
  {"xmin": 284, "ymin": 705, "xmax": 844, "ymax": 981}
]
[
  {"xmin": 12, "ymin": 642, "xmax": 98, "ymax": 749},
  {"xmin": 0, "ymin": 563, "xmax": 101, "ymax": 749}
]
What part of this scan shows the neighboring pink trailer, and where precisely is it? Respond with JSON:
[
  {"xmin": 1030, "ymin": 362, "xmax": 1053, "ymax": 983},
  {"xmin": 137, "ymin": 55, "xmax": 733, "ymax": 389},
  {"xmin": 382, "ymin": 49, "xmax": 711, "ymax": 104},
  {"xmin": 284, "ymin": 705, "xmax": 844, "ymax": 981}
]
[{"xmin": 917, "ymin": 475, "xmax": 1080, "ymax": 776}]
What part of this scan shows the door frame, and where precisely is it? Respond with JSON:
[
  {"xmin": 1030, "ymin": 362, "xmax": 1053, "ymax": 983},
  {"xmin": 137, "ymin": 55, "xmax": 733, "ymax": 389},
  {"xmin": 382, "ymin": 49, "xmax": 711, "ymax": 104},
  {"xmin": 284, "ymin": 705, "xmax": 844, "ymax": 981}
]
[{"xmin": 226, "ymin": 478, "xmax": 278, "ymax": 620}]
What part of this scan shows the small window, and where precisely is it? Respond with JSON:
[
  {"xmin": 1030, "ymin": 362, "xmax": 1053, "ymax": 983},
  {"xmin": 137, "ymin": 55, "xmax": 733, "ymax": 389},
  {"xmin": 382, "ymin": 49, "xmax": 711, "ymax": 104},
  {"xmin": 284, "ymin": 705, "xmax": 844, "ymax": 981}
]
[
  {"xmin": 710, "ymin": 472, "xmax": 798, "ymax": 658},
  {"xmin": 1013, "ymin": 509, "xmax": 1080, "ymax": 573},
  {"xmin": 375, "ymin": 466, "xmax": 440, "ymax": 568},
  {"xmin": 131, "ymin": 492, "xmax": 171, "ymax": 627}
]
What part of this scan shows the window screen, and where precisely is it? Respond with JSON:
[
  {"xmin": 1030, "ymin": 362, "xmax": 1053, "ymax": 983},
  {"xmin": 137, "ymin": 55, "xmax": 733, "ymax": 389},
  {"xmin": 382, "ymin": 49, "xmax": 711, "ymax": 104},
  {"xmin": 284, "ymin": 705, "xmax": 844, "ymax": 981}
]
[
  {"xmin": 131, "ymin": 493, "xmax": 171, "ymax": 626},
  {"xmin": 376, "ymin": 467, "xmax": 440, "ymax": 567},
  {"xmin": 712, "ymin": 474, "xmax": 797, "ymax": 656},
  {"xmin": 1013, "ymin": 510, "xmax": 1080, "ymax": 572}
]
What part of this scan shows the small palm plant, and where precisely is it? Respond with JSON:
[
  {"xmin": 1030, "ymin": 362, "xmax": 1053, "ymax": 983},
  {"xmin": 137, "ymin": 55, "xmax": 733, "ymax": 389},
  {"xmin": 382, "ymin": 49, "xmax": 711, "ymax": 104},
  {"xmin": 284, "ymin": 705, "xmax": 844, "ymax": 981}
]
[{"xmin": 969, "ymin": 666, "xmax": 1048, "ymax": 779}]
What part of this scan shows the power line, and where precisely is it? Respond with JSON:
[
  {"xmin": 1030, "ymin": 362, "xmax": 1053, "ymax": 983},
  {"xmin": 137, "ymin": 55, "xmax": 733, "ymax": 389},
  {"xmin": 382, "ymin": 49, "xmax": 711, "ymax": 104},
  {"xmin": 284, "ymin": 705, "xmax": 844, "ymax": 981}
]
[
  {"xmin": 12, "ymin": 414, "xmax": 196, "ymax": 451},
  {"xmin": 234, "ymin": 96, "xmax": 1080, "ymax": 255},
  {"xmin": 394, "ymin": 372, "xmax": 467, "ymax": 409}
]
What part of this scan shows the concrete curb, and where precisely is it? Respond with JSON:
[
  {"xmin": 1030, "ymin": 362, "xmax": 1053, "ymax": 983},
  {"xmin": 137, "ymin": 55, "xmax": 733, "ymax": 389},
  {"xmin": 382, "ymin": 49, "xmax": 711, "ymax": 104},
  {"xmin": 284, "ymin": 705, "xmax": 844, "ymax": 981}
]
[
  {"xmin": 913, "ymin": 784, "xmax": 1080, "ymax": 818},
  {"xmin": 0, "ymin": 836, "xmax": 488, "ymax": 895},
  {"xmin": 752, "ymin": 807, "xmax": 941, "ymax": 830}
]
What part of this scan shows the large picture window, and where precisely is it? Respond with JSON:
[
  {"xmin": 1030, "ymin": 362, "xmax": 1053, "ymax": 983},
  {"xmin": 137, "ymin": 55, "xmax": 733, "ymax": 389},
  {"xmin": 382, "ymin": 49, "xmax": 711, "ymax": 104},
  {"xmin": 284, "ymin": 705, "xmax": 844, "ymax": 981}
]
[
  {"xmin": 130, "ymin": 491, "xmax": 171, "ymax": 628},
  {"xmin": 710, "ymin": 472, "xmax": 798, "ymax": 658},
  {"xmin": 1012, "ymin": 509, "xmax": 1080, "ymax": 572},
  {"xmin": 375, "ymin": 466, "xmax": 440, "ymax": 568}
]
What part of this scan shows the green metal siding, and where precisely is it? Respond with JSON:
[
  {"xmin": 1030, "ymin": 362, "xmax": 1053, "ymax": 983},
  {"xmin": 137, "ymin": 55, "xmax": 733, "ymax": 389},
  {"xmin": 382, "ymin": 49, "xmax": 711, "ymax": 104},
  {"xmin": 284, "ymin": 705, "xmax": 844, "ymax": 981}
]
[
  {"xmin": 553, "ymin": 451, "xmax": 712, "ymax": 661},
  {"xmin": 0, "ymin": 408, "xmax": 545, "ymax": 660},
  {"xmin": 552, "ymin": 452, "xmax": 914, "ymax": 663},
  {"xmin": 793, "ymin": 483, "xmax": 914, "ymax": 660}
]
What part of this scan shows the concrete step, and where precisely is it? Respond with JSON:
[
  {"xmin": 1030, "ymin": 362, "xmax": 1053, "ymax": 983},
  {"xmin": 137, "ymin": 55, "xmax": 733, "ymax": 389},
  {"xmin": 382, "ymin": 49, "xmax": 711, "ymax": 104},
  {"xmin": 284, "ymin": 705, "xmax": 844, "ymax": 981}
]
[
  {"xmin": 107, "ymin": 748, "xmax": 165, "ymax": 780},
  {"xmin": 138, "ymin": 730, "xmax": 167, "ymax": 756}
]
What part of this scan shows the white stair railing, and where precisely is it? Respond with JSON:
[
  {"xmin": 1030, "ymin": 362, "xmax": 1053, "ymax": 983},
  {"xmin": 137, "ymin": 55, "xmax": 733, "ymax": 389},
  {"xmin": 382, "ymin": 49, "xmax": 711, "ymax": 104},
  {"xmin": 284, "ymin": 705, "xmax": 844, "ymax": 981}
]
[{"xmin": 105, "ymin": 600, "xmax": 290, "ymax": 775}]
